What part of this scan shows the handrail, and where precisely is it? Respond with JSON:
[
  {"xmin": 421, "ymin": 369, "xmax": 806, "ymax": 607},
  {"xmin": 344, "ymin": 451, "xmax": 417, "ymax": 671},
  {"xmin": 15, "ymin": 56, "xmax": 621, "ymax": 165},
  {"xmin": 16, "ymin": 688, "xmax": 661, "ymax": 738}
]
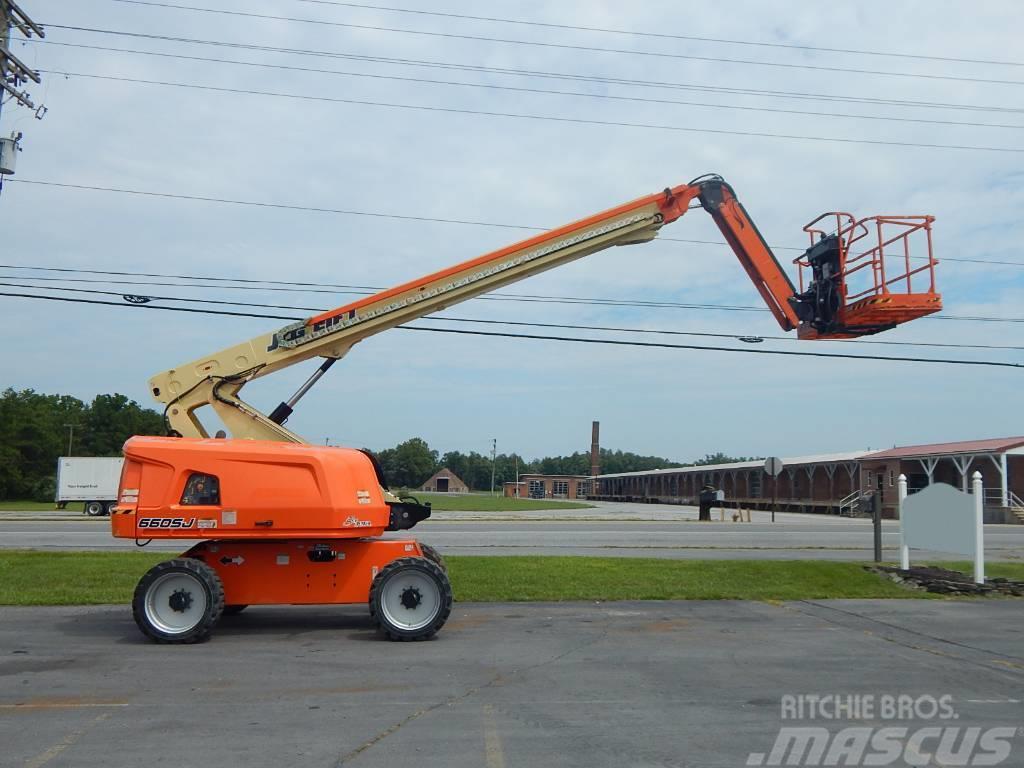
[
  {"xmin": 981, "ymin": 488, "xmax": 1024, "ymax": 508},
  {"xmin": 794, "ymin": 213, "xmax": 937, "ymax": 310},
  {"xmin": 838, "ymin": 489, "xmax": 864, "ymax": 517}
]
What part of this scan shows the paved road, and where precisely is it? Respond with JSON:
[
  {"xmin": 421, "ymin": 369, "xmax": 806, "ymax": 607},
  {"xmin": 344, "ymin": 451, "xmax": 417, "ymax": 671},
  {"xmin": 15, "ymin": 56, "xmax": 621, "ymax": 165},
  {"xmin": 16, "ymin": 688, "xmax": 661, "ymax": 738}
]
[
  {"xmin": 3, "ymin": 513, "xmax": 1024, "ymax": 560},
  {"xmin": 1, "ymin": 600, "xmax": 1022, "ymax": 767}
]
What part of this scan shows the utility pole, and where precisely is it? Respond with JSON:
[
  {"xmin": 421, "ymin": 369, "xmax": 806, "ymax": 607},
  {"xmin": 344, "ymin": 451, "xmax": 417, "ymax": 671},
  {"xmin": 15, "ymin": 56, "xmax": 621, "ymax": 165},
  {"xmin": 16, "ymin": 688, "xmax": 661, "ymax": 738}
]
[
  {"xmin": 514, "ymin": 454, "xmax": 519, "ymax": 497},
  {"xmin": 63, "ymin": 423, "xmax": 75, "ymax": 456},
  {"xmin": 0, "ymin": 0, "xmax": 46, "ymax": 193},
  {"xmin": 490, "ymin": 438, "xmax": 497, "ymax": 496}
]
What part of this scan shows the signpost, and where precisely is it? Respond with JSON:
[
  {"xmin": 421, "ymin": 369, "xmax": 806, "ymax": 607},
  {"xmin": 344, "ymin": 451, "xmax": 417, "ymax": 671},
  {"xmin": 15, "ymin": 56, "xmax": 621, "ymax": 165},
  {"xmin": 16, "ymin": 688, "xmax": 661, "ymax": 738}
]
[{"xmin": 764, "ymin": 457, "xmax": 784, "ymax": 523}]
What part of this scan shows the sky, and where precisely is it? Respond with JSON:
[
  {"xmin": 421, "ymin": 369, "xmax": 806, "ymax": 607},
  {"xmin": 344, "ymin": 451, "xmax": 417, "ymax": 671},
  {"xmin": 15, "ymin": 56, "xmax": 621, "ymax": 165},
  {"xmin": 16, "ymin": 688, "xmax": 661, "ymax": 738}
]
[{"xmin": 0, "ymin": 0, "xmax": 1022, "ymax": 464}]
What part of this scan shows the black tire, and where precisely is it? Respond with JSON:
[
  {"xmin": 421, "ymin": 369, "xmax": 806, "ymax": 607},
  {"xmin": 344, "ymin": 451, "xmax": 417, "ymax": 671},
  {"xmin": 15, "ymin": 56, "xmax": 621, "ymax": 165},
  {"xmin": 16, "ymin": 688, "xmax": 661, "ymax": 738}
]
[
  {"xmin": 132, "ymin": 558, "xmax": 224, "ymax": 643},
  {"xmin": 84, "ymin": 500, "xmax": 105, "ymax": 517},
  {"xmin": 104, "ymin": 501, "xmax": 118, "ymax": 516},
  {"xmin": 222, "ymin": 604, "xmax": 248, "ymax": 616},
  {"xmin": 369, "ymin": 557, "xmax": 452, "ymax": 641},
  {"xmin": 418, "ymin": 542, "xmax": 447, "ymax": 573}
]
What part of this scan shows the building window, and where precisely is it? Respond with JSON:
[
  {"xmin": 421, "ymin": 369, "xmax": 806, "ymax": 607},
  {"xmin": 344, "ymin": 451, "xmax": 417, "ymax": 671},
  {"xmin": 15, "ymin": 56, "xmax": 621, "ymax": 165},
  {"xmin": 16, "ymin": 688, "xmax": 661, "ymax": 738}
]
[
  {"xmin": 888, "ymin": 470, "xmax": 895, "ymax": 487},
  {"xmin": 180, "ymin": 473, "xmax": 220, "ymax": 506},
  {"xmin": 552, "ymin": 480, "xmax": 569, "ymax": 497}
]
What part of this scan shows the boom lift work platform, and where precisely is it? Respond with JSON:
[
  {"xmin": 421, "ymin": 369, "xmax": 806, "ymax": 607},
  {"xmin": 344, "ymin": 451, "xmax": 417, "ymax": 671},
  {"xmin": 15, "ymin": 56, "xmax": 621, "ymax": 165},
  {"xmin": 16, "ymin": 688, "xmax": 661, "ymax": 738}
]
[{"xmin": 112, "ymin": 174, "xmax": 941, "ymax": 643}]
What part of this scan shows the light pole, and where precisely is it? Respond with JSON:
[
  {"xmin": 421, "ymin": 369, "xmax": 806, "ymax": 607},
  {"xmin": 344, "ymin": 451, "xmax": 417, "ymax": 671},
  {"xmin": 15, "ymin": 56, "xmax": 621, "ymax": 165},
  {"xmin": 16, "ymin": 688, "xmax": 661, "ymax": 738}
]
[
  {"xmin": 63, "ymin": 423, "xmax": 75, "ymax": 456},
  {"xmin": 490, "ymin": 438, "xmax": 497, "ymax": 496},
  {"xmin": 514, "ymin": 454, "xmax": 519, "ymax": 497}
]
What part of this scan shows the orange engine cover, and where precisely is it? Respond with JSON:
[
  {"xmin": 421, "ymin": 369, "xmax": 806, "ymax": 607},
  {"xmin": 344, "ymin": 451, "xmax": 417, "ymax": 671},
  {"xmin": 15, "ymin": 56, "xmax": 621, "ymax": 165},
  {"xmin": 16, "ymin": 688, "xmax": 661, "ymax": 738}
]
[{"xmin": 111, "ymin": 436, "xmax": 392, "ymax": 540}]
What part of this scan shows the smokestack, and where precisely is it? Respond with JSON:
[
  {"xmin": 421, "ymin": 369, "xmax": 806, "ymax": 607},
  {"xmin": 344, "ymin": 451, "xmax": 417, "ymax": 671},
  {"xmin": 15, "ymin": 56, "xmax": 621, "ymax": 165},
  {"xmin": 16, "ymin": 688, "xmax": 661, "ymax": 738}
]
[{"xmin": 590, "ymin": 421, "xmax": 600, "ymax": 477}]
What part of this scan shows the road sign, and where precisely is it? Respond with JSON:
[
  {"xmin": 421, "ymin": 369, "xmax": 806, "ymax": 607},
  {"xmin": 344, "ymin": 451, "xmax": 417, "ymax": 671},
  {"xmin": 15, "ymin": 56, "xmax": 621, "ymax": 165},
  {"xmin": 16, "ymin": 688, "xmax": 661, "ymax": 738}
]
[{"xmin": 764, "ymin": 457, "xmax": 784, "ymax": 523}]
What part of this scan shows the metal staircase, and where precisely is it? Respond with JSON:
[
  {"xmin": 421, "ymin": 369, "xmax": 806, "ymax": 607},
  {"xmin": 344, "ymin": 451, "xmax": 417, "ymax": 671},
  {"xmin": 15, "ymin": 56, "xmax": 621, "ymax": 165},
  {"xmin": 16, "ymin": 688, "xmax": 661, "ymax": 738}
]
[
  {"xmin": 1009, "ymin": 491, "xmax": 1024, "ymax": 524},
  {"xmin": 839, "ymin": 490, "xmax": 870, "ymax": 517}
]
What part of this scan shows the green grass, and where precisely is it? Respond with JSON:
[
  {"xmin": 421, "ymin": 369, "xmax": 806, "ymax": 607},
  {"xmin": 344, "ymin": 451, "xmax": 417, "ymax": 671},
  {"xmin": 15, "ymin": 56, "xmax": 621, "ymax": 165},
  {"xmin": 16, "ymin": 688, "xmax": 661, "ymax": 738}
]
[
  {"xmin": 0, "ymin": 551, "xmax": 167, "ymax": 605},
  {"xmin": 409, "ymin": 493, "xmax": 592, "ymax": 512},
  {"xmin": 448, "ymin": 557, "xmax": 929, "ymax": 601},
  {"xmin": 5, "ymin": 552, "xmax": 1009, "ymax": 606},
  {"xmin": 917, "ymin": 561, "xmax": 1024, "ymax": 580},
  {"xmin": 0, "ymin": 500, "xmax": 64, "ymax": 511},
  {"xmin": 2, "ymin": 552, "xmax": 1020, "ymax": 606}
]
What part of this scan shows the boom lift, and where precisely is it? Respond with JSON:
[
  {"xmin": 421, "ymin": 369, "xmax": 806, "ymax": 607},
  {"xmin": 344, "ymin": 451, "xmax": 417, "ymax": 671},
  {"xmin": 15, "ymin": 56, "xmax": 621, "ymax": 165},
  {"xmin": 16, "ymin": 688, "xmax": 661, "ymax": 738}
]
[{"xmin": 112, "ymin": 174, "xmax": 940, "ymax": 643}]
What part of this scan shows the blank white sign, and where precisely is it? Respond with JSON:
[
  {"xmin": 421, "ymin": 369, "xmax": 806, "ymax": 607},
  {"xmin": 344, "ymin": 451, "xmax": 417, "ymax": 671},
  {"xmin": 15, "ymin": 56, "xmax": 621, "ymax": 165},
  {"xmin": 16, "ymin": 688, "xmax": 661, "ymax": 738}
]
[{"xmin": 901, "ymin": 482, "xmax": 976, "ymax": 557}]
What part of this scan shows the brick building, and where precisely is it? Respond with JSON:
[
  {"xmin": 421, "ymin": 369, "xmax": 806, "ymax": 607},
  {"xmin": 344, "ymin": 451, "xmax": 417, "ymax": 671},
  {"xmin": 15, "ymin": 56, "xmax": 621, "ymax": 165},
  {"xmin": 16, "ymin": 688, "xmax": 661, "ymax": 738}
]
[
  {"xmin": 420, "ymin": 468, "xmax": 469, "ymax": 494},
  {"xmin": 860, "ymin": 437, "xmax": 1024, "ymax": 522},
  {"xmin": 590, "ymin": 452, "xmax": 865, "ymax": 515},
  {"xmin": 584, "ymin": 436, "xmax": 1024, "ymax": 523},
  {"xmin": 504, "ymin": 474, "xmax": 589, "ymax": 500}
]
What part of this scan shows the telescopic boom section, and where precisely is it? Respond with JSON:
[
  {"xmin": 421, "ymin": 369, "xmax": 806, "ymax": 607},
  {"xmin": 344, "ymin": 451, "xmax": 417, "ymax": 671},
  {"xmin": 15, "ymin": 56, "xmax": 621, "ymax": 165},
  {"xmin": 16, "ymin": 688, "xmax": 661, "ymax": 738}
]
[
  {"xmin": 149, "ymin": 174, "xmax": 939, "ymax": 442},
  {"xmin": 694, "ymin": 177, "xmax": 801, "ymax": 332}
]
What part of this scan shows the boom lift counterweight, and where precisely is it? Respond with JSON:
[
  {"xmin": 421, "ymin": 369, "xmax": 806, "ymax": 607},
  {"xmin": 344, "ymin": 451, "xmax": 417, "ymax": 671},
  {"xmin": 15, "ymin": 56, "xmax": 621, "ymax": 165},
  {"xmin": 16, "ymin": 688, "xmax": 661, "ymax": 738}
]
[{"xmin": 113, "ymin": 174, "xmax": 941, "ymax": 643}]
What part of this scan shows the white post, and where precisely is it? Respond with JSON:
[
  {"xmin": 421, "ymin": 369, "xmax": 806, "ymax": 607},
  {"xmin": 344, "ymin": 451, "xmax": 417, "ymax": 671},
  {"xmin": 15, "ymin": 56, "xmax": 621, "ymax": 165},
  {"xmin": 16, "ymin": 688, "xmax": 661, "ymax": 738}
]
[
  {"xmin": 1000, "ymin": 453, "xmax": 1009, "ymax": 509},
  {"xmin": 973, "ymin": 471, "xmax": 985, "ymax": 584},
  {"xmin": 898, "ymin": 474, "xmax": 909, "ymax": 570}
]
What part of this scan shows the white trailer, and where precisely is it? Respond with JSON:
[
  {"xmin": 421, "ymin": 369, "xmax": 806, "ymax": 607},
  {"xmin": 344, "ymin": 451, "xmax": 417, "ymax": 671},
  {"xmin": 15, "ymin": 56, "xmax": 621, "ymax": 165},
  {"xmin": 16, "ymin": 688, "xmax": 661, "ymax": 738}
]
[{"xmin": 55, "ymin": 457, "xmax": 125, "ymax": 516}]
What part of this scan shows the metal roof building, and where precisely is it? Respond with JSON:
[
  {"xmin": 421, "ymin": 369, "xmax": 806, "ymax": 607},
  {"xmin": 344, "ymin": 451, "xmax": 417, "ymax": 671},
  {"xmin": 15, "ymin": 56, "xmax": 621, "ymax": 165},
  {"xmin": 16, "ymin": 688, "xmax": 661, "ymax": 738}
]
[
  {"xmin": 587, "ymin": 438, "xmax": 1024, "ymax": 522},
  {"xmin": 860, "ymin": 437, "xmax": 1024, "ymax": 522},
  {"xmin": 591, "ymin": 450, "xmax": 870, "ymax": 515}
]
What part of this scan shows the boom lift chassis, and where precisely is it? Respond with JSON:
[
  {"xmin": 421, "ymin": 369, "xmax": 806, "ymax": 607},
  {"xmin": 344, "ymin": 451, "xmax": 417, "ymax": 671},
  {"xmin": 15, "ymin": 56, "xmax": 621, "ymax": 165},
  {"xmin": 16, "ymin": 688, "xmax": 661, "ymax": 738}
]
[{"xmin": 112, "ymin": 174, "xmax": 940, "ymax": 642}]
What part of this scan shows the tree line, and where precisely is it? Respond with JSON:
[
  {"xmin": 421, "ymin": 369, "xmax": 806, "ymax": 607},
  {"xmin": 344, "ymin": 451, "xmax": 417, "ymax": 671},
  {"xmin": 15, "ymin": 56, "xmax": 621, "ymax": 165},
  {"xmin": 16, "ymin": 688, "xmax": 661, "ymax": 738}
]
[
  {"xmin": 0, "ymin": 388, "xmax": 164, "ymax": 500},
  {"xmin": 0, "ymin": 388, "xmax": 756, "ymax": 500},
  {"xmin": 375, "ymin": 439, "xmax": 757, "ymax": 491}
]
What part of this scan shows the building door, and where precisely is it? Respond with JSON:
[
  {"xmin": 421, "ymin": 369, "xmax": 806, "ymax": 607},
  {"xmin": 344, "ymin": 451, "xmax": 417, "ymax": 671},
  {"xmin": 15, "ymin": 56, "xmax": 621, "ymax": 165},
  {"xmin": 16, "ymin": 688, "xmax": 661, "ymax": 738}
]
[
  {"xmin": 437, "ymin": 477, "xmax": 449, "ymax": 493},
  {"xmin": 528, "ymin": 480, "xmax": 545, "ymax": 499}
]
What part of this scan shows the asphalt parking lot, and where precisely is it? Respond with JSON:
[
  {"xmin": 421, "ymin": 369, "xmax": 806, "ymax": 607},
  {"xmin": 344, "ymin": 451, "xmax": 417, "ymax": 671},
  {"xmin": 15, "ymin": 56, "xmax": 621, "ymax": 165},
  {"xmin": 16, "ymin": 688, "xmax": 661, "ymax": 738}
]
[{"xmin": 2, "ymin": 600, "xmax": 1023, "ymax": 767}]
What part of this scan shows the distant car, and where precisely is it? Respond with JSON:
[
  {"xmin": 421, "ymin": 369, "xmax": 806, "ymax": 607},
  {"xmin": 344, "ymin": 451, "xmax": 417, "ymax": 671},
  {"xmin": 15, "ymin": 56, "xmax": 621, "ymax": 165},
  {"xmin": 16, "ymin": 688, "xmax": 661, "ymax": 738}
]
[{"xmin": 55, "ymin": 457, "xmax": 124, "ymax": 516}]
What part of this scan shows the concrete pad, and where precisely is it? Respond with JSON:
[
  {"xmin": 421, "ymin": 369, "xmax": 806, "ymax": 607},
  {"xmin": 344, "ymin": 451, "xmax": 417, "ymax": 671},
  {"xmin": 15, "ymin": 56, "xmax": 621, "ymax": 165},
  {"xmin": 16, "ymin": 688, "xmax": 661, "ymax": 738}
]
[{"xmin": 1, "ymin": 601, "xmax": 1022, "ymax": 767}]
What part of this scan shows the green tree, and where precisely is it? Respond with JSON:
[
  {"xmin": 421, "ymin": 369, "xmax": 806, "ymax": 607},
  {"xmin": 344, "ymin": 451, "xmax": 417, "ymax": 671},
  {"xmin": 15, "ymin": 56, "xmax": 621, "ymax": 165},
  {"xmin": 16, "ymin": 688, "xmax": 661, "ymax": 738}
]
[
  {"xmin": 378, "ymin": 438, "xmax": 438, "ymax": 489},
  {"xmin": 692, "ymin": 452, "xmax": 760, "ymax": 466},
  {"xmin": 78, "ymin": 394, "xmax": 165, "ymax": 456},
  {"xmin": 0, "ymin": 388, "xmax": 164, "ymax": 501}
]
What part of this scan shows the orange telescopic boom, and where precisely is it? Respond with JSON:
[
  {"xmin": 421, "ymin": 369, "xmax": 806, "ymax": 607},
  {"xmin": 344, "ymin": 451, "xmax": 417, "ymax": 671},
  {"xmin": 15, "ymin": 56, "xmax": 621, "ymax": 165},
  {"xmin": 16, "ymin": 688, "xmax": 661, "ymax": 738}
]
[
  {"xmin": 114, "ymin": 174, "xmax": 941, "ymax": 644},
  {"xmin": 147, "ymin": 173, "xmax": 940, "ymax": 444}
]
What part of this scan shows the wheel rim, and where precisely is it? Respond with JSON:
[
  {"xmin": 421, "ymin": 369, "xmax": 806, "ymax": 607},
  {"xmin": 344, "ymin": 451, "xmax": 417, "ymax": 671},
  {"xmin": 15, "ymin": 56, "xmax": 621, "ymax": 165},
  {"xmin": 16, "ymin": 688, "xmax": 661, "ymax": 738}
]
[
  {"xmin": 144, "ymin": 572, "xmax": 208, "ymax": 635},
  {"xmin": 379, "ymin": 568, "xmax": 441, "ymax": 632},
  {"xmin": 86, "ymin": 502, "xmax": 103, "ymax": 515}
]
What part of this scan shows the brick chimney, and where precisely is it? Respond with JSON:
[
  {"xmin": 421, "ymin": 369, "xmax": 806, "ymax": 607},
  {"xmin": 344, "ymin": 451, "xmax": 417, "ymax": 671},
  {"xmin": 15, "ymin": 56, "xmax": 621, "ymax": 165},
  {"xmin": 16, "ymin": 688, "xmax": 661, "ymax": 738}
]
[{"xmin": 590, "ymin": 421, "xmax": 600, "ymax": 477}]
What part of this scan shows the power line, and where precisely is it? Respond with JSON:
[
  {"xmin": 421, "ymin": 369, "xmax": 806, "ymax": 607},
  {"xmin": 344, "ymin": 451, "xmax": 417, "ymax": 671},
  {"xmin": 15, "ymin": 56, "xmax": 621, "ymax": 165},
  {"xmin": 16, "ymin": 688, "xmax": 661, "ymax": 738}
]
[
  {"xmin": 0, "ymin": 273, "xmax": 778, "ymax": 312},
  {"xmin": 30, "ymin": 71, "xmax": 1024, "ymax": 154},
  {"xmin": 6, "ymin": 182, "xmax": 1022, "ymax": 268},
  {"xmin": 32, "ymin": 42, "xmax": 1024, "ymax": 131},
  {"xmin": 4, "ymin": 269, "xmax": 1023, "ymax": 324},
  {"xmin": 2, "ymin": 290, "xmax": 1019, "ymax": 369},
  {"xmin": 32, "ymin": 37, "xmax": 1024, "ymax": 116},
  {"xmin": 6, "ymin": 279, "xmax": 1020, "ymax": 352},
  {"xmin": 291, "ymin": 0, "xmax": 1024, "ymax": 69},
  {"xmin": 65, "ymin": 7, "xmax": 1024, "ymax": 87}
]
